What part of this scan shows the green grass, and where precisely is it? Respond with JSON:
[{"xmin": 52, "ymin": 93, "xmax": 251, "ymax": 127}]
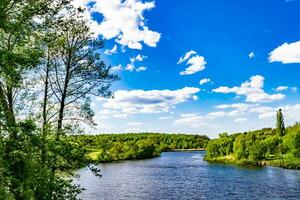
[{"xmin": 204, "ymin": 154, "xmax": 300, "ymax": 169}]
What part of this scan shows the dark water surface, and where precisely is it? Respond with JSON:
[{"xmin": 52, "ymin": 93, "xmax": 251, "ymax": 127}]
[{"xmin": 74, "ymin": 151, "xmax": 300, "ymax": 200}]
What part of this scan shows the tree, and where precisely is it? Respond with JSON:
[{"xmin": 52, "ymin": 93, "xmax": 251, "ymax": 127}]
[
  {"xmin": 276, "ymin": 108, "xmax": 285, "ymax": 136},
  {"xmin": 0, "ymin": 1, "xmax": 106, "ymax": 198},
  {"xmin": 42, "ymin": 11, "xmax": 119, "ymax": 136}
]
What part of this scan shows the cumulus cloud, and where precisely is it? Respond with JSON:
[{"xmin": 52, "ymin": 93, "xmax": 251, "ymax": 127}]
[
  {"xmin": 136, "ymin": 66, "xmax": 147, "ymax": 72},
  {"xmin": 199, "ymin": 78, "xmax": 211, "ymax": 85},
  {"xmin": 135, "ymin": 54, "xmax": 147, "ymax": 61},
  {"xmin": 72, "ymin": 0, "xmax": 160, "ymax": 50},
  {"xmin": 248, "ymin": 51, "xmax": 255, "ymax": 59},
  {"xmin": 104, "ymin": 44, "xmax": 117, "ymax": 55},
  {"xmin": 178, "ymin": 50, "xmax": 206, "ymax": 75},
  {"xmin": 92, "ymin": 0, "xmax": 160, "ymax": 49},
  {"xmin": 274, "ymin": 86, "xmax": 298, "ymax": 93},
  {"xmin": 125, "ymin": 63, "xmax": 135, "ymax": 71},
  {"xmin": 177, "ymin": 50, "xmax": 197, "ymax": 64},
  {"xmin": 269, "ymin": 41, "xmax": 300, "ymax": 64},
  {"xmin": 100, "ymin": 87, "xmax": 200, "ymax": 114},
  {"xmin": 110, "ymin": 64, "xmax": 122, "ymax": 72},
  {"xmin": 125, "ymin": 54, "xmax": 147, "ymax": 72},
  {"xmin": 213, "ymin": 75, "xmax": 285, "ymax": 103},
  {"xmin": 275, "ymin": 86, "xmax": 289, "ymax": 91}
]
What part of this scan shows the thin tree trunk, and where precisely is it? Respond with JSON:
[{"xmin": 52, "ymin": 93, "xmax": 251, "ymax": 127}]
[
  {"xmin": 41, "ymin": 50, "xmax": 50, "ymax": 164},
  {"xmin": 57, "ymin": 50, "xmax": 72, "ymax": 136}
]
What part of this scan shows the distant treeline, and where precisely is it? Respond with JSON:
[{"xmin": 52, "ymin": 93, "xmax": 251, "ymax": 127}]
[
  {"xmin": 70, "ymin": 133, "xmax": 210, "ymax": 162},
  {"xmin": 205, "ymin": 121, "xmax": 300, "ymax": 169}
]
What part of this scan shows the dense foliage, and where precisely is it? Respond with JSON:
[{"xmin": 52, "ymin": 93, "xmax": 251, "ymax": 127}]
[
  {"xmin": 205, "ymin": 120, "xmax": 300, "ymax": 169},
  {"xmin": 70, "ymin": 133, "xmax": 210, "ymax": 162},
  {"xmin": 0, "ymin": 0, "xmax": 115, "ymax": 199}
]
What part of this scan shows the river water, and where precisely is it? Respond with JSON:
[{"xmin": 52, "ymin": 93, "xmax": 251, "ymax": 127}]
[{"xmin": 74, "ymin": 151, "xmax": 300, "ymax": 200}]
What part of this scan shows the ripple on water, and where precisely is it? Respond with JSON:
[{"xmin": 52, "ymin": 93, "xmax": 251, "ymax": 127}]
[{"xmin": 74, "ymin": 151, "xmax": 300, "ymax": 200}]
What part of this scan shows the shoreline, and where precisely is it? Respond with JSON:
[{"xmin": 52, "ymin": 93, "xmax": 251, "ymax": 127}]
[
  {"xmin": 204, "ymin": 155, "xmax": 300, "ymax": 170},
  {"xmin": 169, "ymin": 148, "xmax": 206, "ymax": 152},
  {"xmin": 89, "ymin": 149, "xmax": 206, "ymax": 164}
]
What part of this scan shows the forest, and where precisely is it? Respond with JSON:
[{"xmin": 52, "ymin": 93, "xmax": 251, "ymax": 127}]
[
  {"xmin": 70, "ymin": 133, "xmax": 209, "ymax": 163},
  {"xmin": 205, "ymin": 109, "xmax": 300, "ymax": 169}
]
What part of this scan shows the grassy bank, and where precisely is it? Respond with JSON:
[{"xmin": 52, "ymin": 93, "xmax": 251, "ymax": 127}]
[
  {"xmin": 204, "ymin": 154, "xmax": 300, "ymax": 169},
  {"xmin": 204, "ymin": 155, "xmax": 260, "ymax": 166}
]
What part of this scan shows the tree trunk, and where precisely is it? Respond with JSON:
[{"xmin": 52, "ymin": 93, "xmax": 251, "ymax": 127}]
[
  {"xmin": 57, "ymin": 50, "xmax": 72, "ymax": 136},
  {"xmin": 41, "ymin": 50, "xmax": 50, "ymax": 163},
  {"xmin": 0, "ymin": 83, "xmax": 16, "ymax": 128}
]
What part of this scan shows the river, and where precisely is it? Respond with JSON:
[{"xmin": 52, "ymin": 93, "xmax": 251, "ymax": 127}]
[{"xmin": 74, "ymin": 151, "xmax": 300, "ymax": 200}]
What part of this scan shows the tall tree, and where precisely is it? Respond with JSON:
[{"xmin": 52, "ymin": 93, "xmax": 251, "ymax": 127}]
[
  {"xmin": 0, "ymin": 1, "xmax": 88, "ymax": 198},
  {"xmin": 47, "ymin": 12, "xmax": 119, "ymax": 136},
  {"xmin": 276, "ymin": 108, "xmax": 285, "ymax": 136},
  {"xmin": 0, "ymin": 0, "xmax": 66, "ymax": 129}
]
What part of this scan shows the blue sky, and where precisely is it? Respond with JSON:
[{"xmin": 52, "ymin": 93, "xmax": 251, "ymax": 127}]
[{"xmin": 75, "ymin": 0, "xmax": 300, "ymax": 138}]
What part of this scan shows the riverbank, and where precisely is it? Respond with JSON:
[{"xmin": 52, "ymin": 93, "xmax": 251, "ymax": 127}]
[
  {"xmin": 205, "ymin": 123, "xmax": 300, "ymax": 170},
  {"xmin": 70, "ymin": 133, "xmax": 209, "ymax": 164},
  {"xmin": 88, "ymin": 148, "xmax": 205, "ymax": 163},
  {"xmin": 170, "ymin": 148, "xmax": 206, "ymax": 152},
  {"xmin": 204, "ymin": 155, "xmax": 300, "ymax": 169}
]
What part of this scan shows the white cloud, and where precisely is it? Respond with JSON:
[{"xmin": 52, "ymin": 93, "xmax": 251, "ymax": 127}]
[
  {"xmin": 178, "ymin": 50, "xmax": 206, "ymax": 75},
  {"xmin": 98, "ymin": 109, "xmax": 129, "ymax": 119},
  {"xmin": 104, "ymin": 44, "xmax": 117, "ymax": 55},
  {"xmin": 213, "ymin": 75, "xmax": 285, "ymax": 103},
  {"xmin": 84, "ymin": 0, "xmax": 161, "ymax": 50},
  {"xmin": 248, "ymin": 51, "xmax": 255, "ymax": 59},
  {"xmin": 209, "ymin": 103, "xmax": 258, "ymax": 119},
  {"xmin": 109, "ymin": 54, "xmax": 147, "ymax": 72},
  {"xmin": 199, "ymin": 78, "xmax": 211, "ymax": 85},
  {"xmin": 177, "ymin": 50, "xmax": 196, "ymax": 64},
  {"xmin": 275, "ymin": 86, "xmax": 288, "ymax": 91},
  {"xmin": 136, "ymin": 66, "xmax": 147, "ymax": 72},
  {"xmin": 215, "ymin": 103, "xmax": 257, "ymax": 111},
  {"xmin": 249, "ymin": 104, "xmax": 300, "ymax": 121},
  {"xmin": 112, "ymin": 113, "xmax": 128, "ymax": 118},
  {"xmin": 208, "ymin": 110, "xmax": 242, "ymax": 118},
  {"xmin": 110, "ymin": 64, "xmax": 122, "ymax": 72},
  {"xmin": 126, "ymin": 122, "xmax": 142, "ymax": 126},
  {"xmin": 100, "ymin": 87, "xmax": 200, "ymax": 114},
  {"xmin": 173, "ymin": 113, "xmax": 209, "ymax": 128},
  {"xmin": 159, "ymin": 116, "xmax": 173, "ymax": 120},
  {"xmin": 234, "ymin": 118, "xmax": 248, "ymax": 123},
  {"xmin": 125, "ymin": 63, "xmax": 135, "ymax": 71},
  {"xmin": 213, "ymin": 102, "xmax": 300, "ymax": 123},
  {"xmin": 274, "ymin": 86, "xmax": 298, "ymax": 93},
  {"xmin": 269, "ymin": 41, "xmax": 300, "ymax": 63},
  {"xmin": 125, "ymin": 54, "xmax": 148, "ymax": 72},
  {"xmin": 135, "ymin": 54, "xmax": 147, "ymax": 61}
]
